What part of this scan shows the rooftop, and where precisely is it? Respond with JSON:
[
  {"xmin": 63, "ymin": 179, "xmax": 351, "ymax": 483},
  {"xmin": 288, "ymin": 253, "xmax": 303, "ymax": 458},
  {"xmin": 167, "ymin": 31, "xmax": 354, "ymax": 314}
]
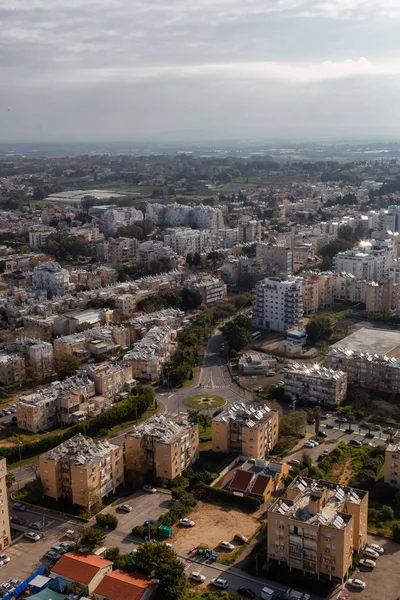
[
  {"xmin": 127, "ymin": 414, "xmax": 195, "ymax": 444},
  {"xmin": 286, "ymin": 362, "xmax": 347, "ymax": 381},
  {"xmin": 94, "ymin": 570, "xmax": 153, "ymax": 600},
  {"xmin": 387, "ymin": 444, "xmax": 400, "ymax": 453},
  {"xmin": 329, "ymin": 327, "xmax": 400, "ymax": 356},
  {"xmin": 51, "ymin": 552, "xmax": 112, "ymax": 584},
  {"xmin": 213, "ymin": 402, "xmax": 273, "ymax": 429},
  {"xmin": 42, "ymin": 433, "xmax": 119, "ymax": 465}
]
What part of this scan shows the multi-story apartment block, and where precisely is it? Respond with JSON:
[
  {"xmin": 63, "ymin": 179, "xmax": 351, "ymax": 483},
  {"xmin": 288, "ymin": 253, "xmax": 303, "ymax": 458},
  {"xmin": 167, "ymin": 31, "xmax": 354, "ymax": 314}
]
[
  {"xmin": 384, "ymin": 205, "xmax": 400, "ymax": 233},
  {"xmin": 29, "ymin": 230, "xmax": 54, "ymax": 249},
  {"xmin": 334, "ymin": 273, "xmax": 367, "ymax": 304},
  {"xmin": 146, "ymin": 203, "xmax": 224, "ymax": 230},
  {"xmin": 238, "ymin": 220, "xmax": 262, "ymax": 244},
  {"xmin": 190, "ymin": 205, "xmax": 224, "ymax": 230},
  {"xmin": 301, "ymin": 272, "xmax": 336, "ymax": 314},
  {"xmin": 139, "ymin": 240, "xmax": 176, "ymax": 267},
  {"xmin": 40, "ymin": 434, "xmax": 124, "ymax": 509},
  {"xmin": 333, "ymin": 238, "xmax": 395, "ymax": 281},
  {"xmin": 163, "ymin": 228, "xmax": 212, "ymax": 256},
  {"xmin": 122, "ymin": 326, "xmax": 177, "ymax": 381},
  {"xmin": 0, "ymin": 458, "xmax": 10, "ymax": 550},
  {"xmin": 33, "ymin": 261, "xmax": 70, "ymax": 297},
  {"xmin": 114, "ymin": 294, "xmax": 137, "ymax": 317},
  {"xmin": 0, "ymin": 351, "xmax": 25, "ymax": 385},
  {"xmin": 52, "ymin": 375, "xmax": 96, "ymax": 425},
  {"xmin": 17, "ymin": 388, "xmax": 58, "ymax": 432},
  {"xmin": 365, "ymin": 279, "xmax": 398, "ymax": 313},
  {"xmin": 127, "ymin": 308, "xmax": 184, "ymax": 341},
  {"xmin": 212, "ymin": 404, "xmax": 279, "ymax": 458},
  {"xmin": 389, "ymin": 258, "xmax": 400, "ymax": 285},
  {"xmin": 101, "ymin": 237, "xmax": 139, "ymax": 265},
  {"xmin": 217, "ymin": 228, "xmax": 239, "ymax": 248},
  {"xmin": 256, "ymin": 243, "xmax": 293, "ymax": 276},
  {"xmin": 253, "ymin": 277, "xmax": 303, "ymax": 333},
  {"xmin": 53, "ymin": 326, "xmax": 130, "ymax": 360},
  {"xmin": 284, "ymin": 363, "xmax": 348, "ymax": 406},
  {"xmin": 293, "ymin": 244, "xmax": 315, "ymax": 272},
  {"xmin": 220, "ymin": 256, "xmax": 250, "ymax": 285},
  {"xmin": 186, "ymin": 277, "xmax": 226, "ymax": 305},
  {"xmin": 384, "ymin": 443, "xmax": 400, "ymax": 489},
  {"xmin": 267, "ymin": 477, "xmax": 368, "ymax": 581},
  {"xmin": 125, "ymin": 414, "xmax": 199, "ymax": 479},
  {"xmin": 87, "ymin": 362, "xmax": 134, "ymax": 399},
  {"xmin": 100, "ymin": 207, "xmax": 143, "ymax": 234}
]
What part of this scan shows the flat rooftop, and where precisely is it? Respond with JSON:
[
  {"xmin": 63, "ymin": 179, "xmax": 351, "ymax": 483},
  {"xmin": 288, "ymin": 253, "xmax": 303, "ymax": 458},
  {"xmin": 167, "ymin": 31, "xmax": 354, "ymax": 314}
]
[
  {"xmin": 329, "ymin": 327, "xmax": 400, "ymax": 356},
  {"xmin": 127, "ymin": 414, "xmax": 194, "ymax": 444},
  {"xmin": 213, "ymin": 402, "xmax": 273, "ymax": 429},
  {"xmin": 42, "ymin": 434, "xmax": 118, "ymax": 465}
]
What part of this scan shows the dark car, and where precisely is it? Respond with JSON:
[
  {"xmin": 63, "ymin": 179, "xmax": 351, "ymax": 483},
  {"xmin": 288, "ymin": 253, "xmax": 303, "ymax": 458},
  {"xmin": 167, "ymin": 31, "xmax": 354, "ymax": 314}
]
[
  {"xmin": 238, "ymin": 587, "xmax": 257, "ymax": 599},
  {"xmin": 13, "ymin": 503, "xmax": 26, "ymax": 512},
  {"xmin": 10, "ymin": 516, "xmax": 25, "ymax": 526},
  {"xmin": 318, "ymin": 431, "xmax": 328, "ymax": 438},
  {"xmin": 143, "ymin": 520, "xmax": 157, "ymax": 526}
]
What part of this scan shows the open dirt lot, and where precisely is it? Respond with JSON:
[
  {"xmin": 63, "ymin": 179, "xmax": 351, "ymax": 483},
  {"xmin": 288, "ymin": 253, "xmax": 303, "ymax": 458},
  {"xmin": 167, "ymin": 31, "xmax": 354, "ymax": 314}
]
[{"xmin": 171, "ymin": 501, "xmax": 259, "ymax": 554}]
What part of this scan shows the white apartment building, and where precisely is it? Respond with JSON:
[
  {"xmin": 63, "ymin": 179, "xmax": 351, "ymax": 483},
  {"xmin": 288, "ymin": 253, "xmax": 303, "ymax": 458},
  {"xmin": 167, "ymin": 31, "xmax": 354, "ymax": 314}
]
[
  {"xmin": 163, "ymin": 228, "xmax": 212, "ymax": 256},
  {"xmin": 238, "ymin": 220, "xmax": 262, "ymax": 244},
  {"xmin": 253, "ymin": 277, "xmax": 303, "ymax": 333},
  {"xmin": 333, "ymin": 238, "xmax": 395, "ymax": 281},
  {"xmin": 33, "ymin": 262, "xmax": 70, "ymax": 297},
  {"xmin": 256, "ymin": 243, "xmax": 293, "ymax": 276},
  {"xmin": 100, "ymin": 207, "xmax": 143, "ymax": 234},
  {"xmin": 187, "ymin": 278, "xmax": 226, "ymax": 305},
  {"xmin": 190, "ymin": 205, "xmax": 224, "ymax": 230},
  {"xmin": 284, "ymin": 363, "xmax": 348, "ymax": 406},
  {"xmin": 139, "ymin": 241, "xmax": 176, "ymax": 266},
  {"xmin": 389, "ymin": 258, "xmax": 400, "ymax": 285},
  {"xmin": 146, "ymin": 203, "xmax": 224, "ymax": 230},
  {"xmin": 29, "ymin": 230, "xmax": 54, "ymax": 249},
  {"xmin": 334, "ymin": 273, "xmax": 366, "ymax": 304},
  {"xmin": 385, "ymin": 205, "xmax": 400, "ymax": 233},
  {"xmin": 384, "ymin": 444, "xmax": 400, "ymax": 489},
  {"xmin": 221, "ymin": 256, "xmax": 250, "ymax": 285},
  {"xmin": 217, "ymin": 228, "xmax": 239, "ymax": 248}
]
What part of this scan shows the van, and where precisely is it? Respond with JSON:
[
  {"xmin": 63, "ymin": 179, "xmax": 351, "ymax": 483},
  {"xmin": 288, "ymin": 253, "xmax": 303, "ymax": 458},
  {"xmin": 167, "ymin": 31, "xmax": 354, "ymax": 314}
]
[
  {"xmin": 285, "ymin": 590, "xmax": 304, "ymax": 600},
  {"xmin": 251, "ymin": 331, "xmax": 261, "ymax": 340},
  {"xmin": 261, "ymin": 586, "xmax": 279, "ymax": 600}
]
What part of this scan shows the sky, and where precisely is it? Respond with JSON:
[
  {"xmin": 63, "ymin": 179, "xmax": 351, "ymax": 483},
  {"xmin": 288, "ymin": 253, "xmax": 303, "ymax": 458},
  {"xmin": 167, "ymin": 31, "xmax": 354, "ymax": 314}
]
[{"xmin": 1, "ymin": 0, "xmax": 399, "ymax": 142}]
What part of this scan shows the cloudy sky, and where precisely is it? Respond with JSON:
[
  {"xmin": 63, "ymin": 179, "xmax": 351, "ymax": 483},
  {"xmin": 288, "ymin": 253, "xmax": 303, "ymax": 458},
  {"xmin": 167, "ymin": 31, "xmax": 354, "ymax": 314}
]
[{"xmin": 1, "ymin": 0, "xmax": 399, "ymax": 142}]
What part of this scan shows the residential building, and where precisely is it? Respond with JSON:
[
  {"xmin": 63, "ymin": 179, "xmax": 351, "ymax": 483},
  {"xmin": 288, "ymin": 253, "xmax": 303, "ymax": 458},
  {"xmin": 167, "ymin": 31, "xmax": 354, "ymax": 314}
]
[
  {"xmin": 139, "ymin": 240, "xmax": 176, "ymax": 267},
  {"xmin": 212, "ymin": 404, "xmax": 279, "ymax": 458},
  {"xmin": 29, "ymin": 230, "xmax": 54, "ymax": 249},
  {"xmin": 220, "ymin": 256, "xmax": 250, "ymax": 285},
  {"xmin": 97, "ymin": 237, "xmax": 139, "ymax": 264},
  {"xmin": 114, "ymin": 294, "xmax": 137, "ymax": 317},
  {"xmin": 87, "ymin": 362, "xmax": 135, "ymax": 398},
  {"xmin": 17, "ymin": 388, "xmax": 58, "ymax": 432},
  {"xmin": 256, "ymin": 243, "xmax": 293, "ymax": 276},
  {"xmin": 0, "ymin": 351, "xmax": 25, "ymax": 385},
  {"xmin": 190, "ymin": 205, "xmax": 224, "ymax": 230},
  {"xmin": 365, "ymin": 279, "xmax": 398, "ymax": 313},
  {"xmin": 284, "ymin": 363, "xmax": 348, "ymax": 406},
  {"xmin": 229, "ymin": 461, "xmax": 289, "ymax": 503},
  {"xmin": 33, "ymin": 262, "xmax": 70, "ymax": 297},
  {"xmin": 122, "ymin": 326, "xmax": 176, "ymax": 381},
  {"xmin": 53, "ymin": 326, "xmax": 130, "ymax": 360},
  {"xmin": 14, "ymin": 338, "xmax": 54, "ymax": 380},
  {"xmin": 100, "ymin": 207, "xmax": 143, "ymax": 234},
  {"xmin": 163, "ymin": 228, "xmax": 212, "ymax": 256},
  {"xmin": 333, "ymin": 238, "xmax": 395, "ymax": 281},
  {"xmin": 52, "ymin": 375, "xmax": 96, "ymax": 425},
  {"xmin": 50, "ymin": 552, "xmax": 113, "ymax": 595},
  {"xmin": 94, "ymin": 570, "xmax": 156, "ymax": 600},
  {"xmin": 334, "ymin": 273, "xmax": 367, "ymax": 304},
  {"xmin": 217, "ymin": 228, "xmax": 239, "ymax": 248},
  {"xmin": 385, "ymin": 205, "xmax": 400, "ymax": 233},
  {"xmin": 126, "ymin": 414, "xmax": 199, "ymax": 479},
  {"xmin": 253, "ymin": 277, "xmax": 303, "ymax": 333},
  {"xmin": 186, "ymin": 277, "xmax": 226, "ymax": 305},
  {"xmin": 293, "ymin": 244, "xmax": 315, "ymax": 272},
  {"xmin": 238, "ymin": 220, "xmax": 262, "ymax": 244},
  {"xmin": 267, "ymin": 477, "xmax": 368, "ymax": 580},
  {"xmin": 238, "ymin": 352, "xmax": 277, "ymax": 375},
  {"xmin": 384, "ymin": 443, "xmax": 400, "ymax": 489},
  {"xmin": 127, "ymin": 308, "xmax": 184, "ymax": 341},
  {"xmin": 0, "ymin": 458, "xmax": 10, "ymax": 550},
  {"xmin": 302, "ymin": 272, "xmax": 336, "ymax": 314},
  {"xmin": 53, "ymin": 308, "xmax": 109, "ymax": 336},
  {"xmin": 40, "ymin": 434, "xmax": 124, "ymax": 509}
]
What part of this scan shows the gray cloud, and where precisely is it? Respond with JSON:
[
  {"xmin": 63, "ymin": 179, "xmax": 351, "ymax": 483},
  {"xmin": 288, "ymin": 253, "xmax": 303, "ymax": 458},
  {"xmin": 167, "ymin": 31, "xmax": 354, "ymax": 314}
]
[{"xmin": 0, "ymin": 0, "xmax": 398, "ymax": 141}]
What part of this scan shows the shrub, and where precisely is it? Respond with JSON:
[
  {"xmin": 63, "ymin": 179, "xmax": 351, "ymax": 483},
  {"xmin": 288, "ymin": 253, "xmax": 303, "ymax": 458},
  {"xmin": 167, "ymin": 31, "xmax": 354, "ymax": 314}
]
[{"xmin": 96, "ymin": 513, "xmax": 118, "ymax": 530}]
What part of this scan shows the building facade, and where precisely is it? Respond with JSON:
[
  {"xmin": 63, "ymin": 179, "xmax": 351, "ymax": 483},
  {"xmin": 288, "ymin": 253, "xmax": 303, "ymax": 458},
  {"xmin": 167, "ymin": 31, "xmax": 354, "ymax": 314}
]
[
  {"xmin": 33, "ymin": 262, "xmax": 70, "ymax": 297},
  {"xmin": 284, "ymin": 363, "xmax": 348, "ymax": 406},
  {"xmin": 253, "ymin": 277, "xmax": 303, "ymax": 333},
  {"xmin": 0, "ymin": 458, "xmax": 10, "ymax": 550},
  {"xmin": 384, "ymin": 444, "xmax": 400, "ymax": 489}
]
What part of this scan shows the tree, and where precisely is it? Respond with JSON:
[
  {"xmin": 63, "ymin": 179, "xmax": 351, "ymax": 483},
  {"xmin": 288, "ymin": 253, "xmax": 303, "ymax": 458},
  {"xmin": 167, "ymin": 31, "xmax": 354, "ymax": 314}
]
[
  {"xmin": 186, "ymin": 253, "xmax": 193, "ymax": 268},
  {"xmin": 63, "ymin": 582, "xmax": 84, "ymax": 596},
  {"xmin": 392, "ymin": 521, "xmax": 400, "ymax": 544},
  {"xmin": 305, "ymin": 315, "xmax": 332, "ymax": 343},
  {"xmin": 181, "ymin": 288, "xmax": 202, "ymax": 310},
  {"xmin": 134, "ymin": 541, "xmax": 177, "ymax": 576},
  {"xmin": 221, "ymin": 316, "xmax": 252, "ymax": 352},
  {"xmin": 79, "ymin": 527, "xmax": 105, "ymax": 550},
  {"xmin": 105, "ymin": 546, "xmax": 120, "ymax": 562},
  {"xmin": 55, "ymin": 355, "xmax": 80, "ymax": 380},
  {"xmin": 158, "ymin": 559, "xmax": 187, "ymax": 600},
  {"xmin": 380, "ymin": 505, "xmax": 394, "ymax": 521},
  {"xmin": 96, "ymin": 513, "xmax": 118, "ymax": 530},
  {"xmin": 192, "ymin": 252, "xmax": 201, "ymax": 267},
  {"xmin": 5, "ymin": 473, "xmax": 15, "ymax": 489}
]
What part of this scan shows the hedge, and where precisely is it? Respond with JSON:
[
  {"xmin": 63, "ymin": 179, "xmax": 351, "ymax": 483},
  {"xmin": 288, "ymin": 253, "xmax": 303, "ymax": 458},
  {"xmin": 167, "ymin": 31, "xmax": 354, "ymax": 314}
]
[
  {"xmin": 96, "ymin": 513, "xmax": 118, "ymax": 530},
  {"xmin": 131, "ymin": 492, "xmax": 196, "ymax": 538},
  {"xmin": 195, "ymin": 483, "xmax": 260, "ymax": 512},
  {"xmin": 3, "ymin": 386, "xmax": 155, "ymax": 464}
]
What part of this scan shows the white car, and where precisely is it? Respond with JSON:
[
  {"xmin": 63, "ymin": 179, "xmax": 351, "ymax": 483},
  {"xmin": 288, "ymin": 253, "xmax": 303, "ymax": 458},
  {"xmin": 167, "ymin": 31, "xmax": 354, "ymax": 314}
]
[
  {"xmin": 211, "ymin": 578, "xmax": 228, "ymax": 589},
  {"xmin": 364, "ymin": 547, "xmax": 379, "ymax": 559},
  {"xmin": 189, "ymin": 571, "xmax": 206, "ymax": 583},
  {"xmin": 143, "ymin": 485, "xmax": 157, "ymax": 494},
  {"xmin": 360, "ymin": 558, "xmax": 376, "ymax": 568},
  {"xmin": 0, "ymin": 555, "xmax": 10, "ymax": 566},
  {"xmin": 304, "ymin": 441, "xmax": 315, "ymax": 448},
  {"xmin": 24, "ymin": 531, "xmax": 40, "ymax": 542},
  {"xmin": 219, "ymin": 540, "xmax": 235, "ymax": 551},
  {"xmin": 368, "ymin": 543, "xmax": 384, "ymax": 554},
  {"xmin": 118, "ymin": 504, "xmax": 132, "ymax": 512},
  {"xmin": 348, "ymin": 578, "xmax": 366, "ymax": 589},
  {"xmin": 179, "ymin": 518, "xmax": 195, "ymax": 527}
]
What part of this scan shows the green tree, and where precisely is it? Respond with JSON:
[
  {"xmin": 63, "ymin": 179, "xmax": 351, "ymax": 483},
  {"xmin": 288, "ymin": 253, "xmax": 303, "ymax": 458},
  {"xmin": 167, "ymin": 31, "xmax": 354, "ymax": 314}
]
[
  {"xmin": 63, "ymin": 582, "xmax": 84, "ymax": 596},
  {"xmin": 55, "ymin": 355, "xmax": 80, "ymax": 380},
  {"xmin": 380, "ymin": 505, "xmax": 394, "ymax": 521},
  {"xmin": 181, "ymin": 288, "xmax": 202, "ymax": 310},
  {"xmin": 134, "ymin": 541, "xmax": 177, "ymax": 576},
  {"xmin": 186, "ymin": 253, "xmax": 193, "ymax": 268},
  {"xmin": 96, "ymin": 513, "xmax": 118, "ymax": 530},
  {"xmin": 6, "ymin": 473, "xmax": 16, "ymax": 489},
  {"xmin": 305, "ymin": 315, "xmax": 332, "ymax": 343},
  {"xmin": 192, "ymin": 252, "xmax": 202, "ymax": 267},
  {"xmin": 80, "ymin": 527, "xmax": 105, "ymax": 550},
  {"xmin": 105, "ymin": 546, "xmax": 120, "ymax": 562},
  {"xmin": 157, "ymin": 559, "xmax": 186, "ymax": 600}
]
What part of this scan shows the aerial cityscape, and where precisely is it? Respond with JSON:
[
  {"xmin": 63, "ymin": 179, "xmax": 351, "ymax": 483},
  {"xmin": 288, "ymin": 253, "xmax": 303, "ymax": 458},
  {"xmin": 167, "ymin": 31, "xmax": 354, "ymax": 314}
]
[{"xmin": 1, "ymin": 1, "xmax": 400, "ymax": 600}]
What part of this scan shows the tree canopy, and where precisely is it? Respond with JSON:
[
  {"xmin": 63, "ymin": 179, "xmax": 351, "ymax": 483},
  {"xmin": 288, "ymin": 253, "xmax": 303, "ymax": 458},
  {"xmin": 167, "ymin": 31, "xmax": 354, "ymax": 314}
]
[{"xmin": 305, "ymin": 315, "xmax": 332, "ymax": 343}]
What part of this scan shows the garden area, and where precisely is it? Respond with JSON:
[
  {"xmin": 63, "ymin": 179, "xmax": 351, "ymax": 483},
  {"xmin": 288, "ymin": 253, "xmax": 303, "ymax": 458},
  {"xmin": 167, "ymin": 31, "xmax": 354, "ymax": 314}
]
[{"xmin": 185, "ymin": 394, "xmax": 226, "ymax": 410}]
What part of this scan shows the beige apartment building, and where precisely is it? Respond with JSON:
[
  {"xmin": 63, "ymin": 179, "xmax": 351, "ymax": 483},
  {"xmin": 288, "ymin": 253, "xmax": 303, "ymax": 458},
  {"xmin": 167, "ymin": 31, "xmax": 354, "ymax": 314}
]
[
  {"xmin": 40, "ymin": 434, "xmax": 124, "ymax": 509},
  {"xmin": 122, "ymin": 326, "xmax": 177, "ymax": 381},
  {"xmin": 284, "ymin": 363, "xmax": 348, "ymax": 406},
  {"xmin": 0, "ymin": 458, "xmax": 10, "ymax": 550},
  {"xmin": 17, "ymin": 389, "xmax": 58, "ymax": 432},
  {"xmin": 115, "ymin": 294, "xmax": 137, "ymax": 317},
  {"xmin": 0, "ymin": 352, "xmax": 25, "ymax": 385},
  {"xmin": 302, "ymin": 272, "xmax": 336, "ymax": 315},
  {"xmin": 212, "ymin": 405, "xmax": 279, "ymax": 458},
  {"xmin": 384, "ymin": 443, "xmax": 400, "ymax": 489},
  {"xmin": 365, "ymin": 279, "xmax": 398, "ymax": 313},
  {"xmin": 87, "ymin": 362, "xmax": 135, "ymax": 398},
  {"xmin": 125, "ymin": 414, "xmax": 199, "ymax": 479},
  {"xmin": 107, "ymin": 237, "xmax": 139, "ymax": 264},
  {"xmin": 267, "ymin": 477, "xmax": 368, "ymax": 581}
]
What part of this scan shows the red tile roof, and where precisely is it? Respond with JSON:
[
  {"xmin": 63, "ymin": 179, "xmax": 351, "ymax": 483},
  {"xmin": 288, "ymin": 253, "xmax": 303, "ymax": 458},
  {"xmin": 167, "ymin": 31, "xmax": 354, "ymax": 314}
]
[
  {"xmin": 229, "ymin": 469, "xmax": 254, "ymax": 492},
  {"xmin": 51, "ymin": 552, "xmax": 112, "ymax": 585},
  {"xmin": 94, "ymin": 570, "xmax": 153, "ymax": 600},
  {"xmin": 250, "ymin": 474, "xmax": 271, "ymax": 497}
]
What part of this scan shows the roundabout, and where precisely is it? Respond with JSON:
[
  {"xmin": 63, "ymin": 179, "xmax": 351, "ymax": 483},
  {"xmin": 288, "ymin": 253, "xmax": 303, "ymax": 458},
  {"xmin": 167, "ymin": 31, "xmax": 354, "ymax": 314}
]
[{"xmin": 184, "ymin": 394, "xmax": 227, "ymax": 410}]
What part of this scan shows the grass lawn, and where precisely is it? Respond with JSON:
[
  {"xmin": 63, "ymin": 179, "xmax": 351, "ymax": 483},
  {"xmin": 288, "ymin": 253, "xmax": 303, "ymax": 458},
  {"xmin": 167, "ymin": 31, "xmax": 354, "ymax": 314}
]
[
  {"xmin": 185, "ymin": 394, "xmax": 227, "ymax": 410},
  {"xmin": 199, "ymin": 426, "xmax": 212, "ymax": 443}
]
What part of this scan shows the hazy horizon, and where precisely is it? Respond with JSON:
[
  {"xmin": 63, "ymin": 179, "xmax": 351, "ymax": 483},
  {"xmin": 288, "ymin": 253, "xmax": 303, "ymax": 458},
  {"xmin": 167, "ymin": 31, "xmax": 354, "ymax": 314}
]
[{"xmin": 1, "ymin": 0, "xmax": 399, "ymax": 143}]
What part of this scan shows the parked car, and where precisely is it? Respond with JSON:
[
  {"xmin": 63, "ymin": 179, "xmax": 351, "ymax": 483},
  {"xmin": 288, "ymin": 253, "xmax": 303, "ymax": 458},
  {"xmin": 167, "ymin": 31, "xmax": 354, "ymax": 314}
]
[
  {"xmin": 336, "ymin": 416, "xmax": 347, "ymax": 423},
  {"xmin": 179, "ymin": 518, "xmax": 195, "ymax": 527},
  {"xmin": 59, "ymin": 541, "xmax": 74, "ymax": 551},
  {"xmin": 9, "ymin": 408, "xmax": 16, "ymax": 414},
  {"xmin": 368, "ymin": 543, "xmax": 384, "ymax": 554},
  {"xmin": 2, "ymin": 580, "xmax": 20, "ymax": 593},
  {"xmin": 348, "ymin": 578, "xmax": 366, "ymax": 589},
  {"xmin": 30, "ymin": 521, "xmax": 43, "ymax": 531},
  {"xmin": 266, "ymin": 371, "xmax": 276, "ymax": 377},
  {"xmin": 45, "ymin": 551, "xmax": 61, "ymax": 562},
  {"xmin": 143, "ymin": 485, "xmax": 157, "ymax": 493},
  {"xmin": 349, "ymin": 439, "xmax": 362, "ymax": 447},
  {"xmin": 219, "ymin": 540, "xmax": 235, "ymax": 551},
  {"xmin": 24, "ymin": 531, "xmax": 40, "ymax": 542},
  {"xmin": 234, "ymin": 534, "xmax": 248, "ymax": 544},
  {"xmin": 320, "ymin": 413, "xmax": 330, "ymax": 419},
  {"xmin": 118, "ymin": 504, "xmax": 132, "ymax": 513},
  {"xmin": 128, "ymin": 549, "xmax": 138, "ymax": 556},
  {"xmin": 13, "ymin": 503, "xmax": 26, "ymax": 512},
  {"xmin": 364, "ymin": 547, "xmax": 379, "ymax": 559},
  {"xmin": 287, "ymin": 459, "xmax": 300, "ymax": 466},
  {"xmin": 143, "ymin": 520, "xmax": 157, "ymax": 526},
  {"xmin": 0, "ymin": 556, "xmax": 10, "ymax": 566},
  {"xmin": 10, "ymin": 516, "xmax": 25, "ymax": 526},
  {"xmin": 318, "ymin": 431, "xmax": 328, "ymax": 438},
  {"xmin": 363, "ymin": 441, "xmax": 375, "ymax": 447},
  {"xmin": 304, "ymin": 441, "xmax": 315, "ymax": 448},
  {"xmin": 238, "ymin": 587, "xmax": 257, "ymax": 599},
  {"xmin": 371, "ymin": 424, "xmax": 381, "ymax": 431},
  {"xmin": 255, "ymin": 387, "xmax": 263, "ymax": 393},
  {"xmin": 189, "ymin": 571, "xmax": 206, "ymax": 583},
  {"xmin": 360, "ymin": 558, "xmax": 376, "ymax": 568},
  {"xmin": 211, "ymin": 578, "xmax": 228, "ymax": 589},
  {"xmin": 51, "ymin": 545, "xmax": 67, "ymax": 555}
]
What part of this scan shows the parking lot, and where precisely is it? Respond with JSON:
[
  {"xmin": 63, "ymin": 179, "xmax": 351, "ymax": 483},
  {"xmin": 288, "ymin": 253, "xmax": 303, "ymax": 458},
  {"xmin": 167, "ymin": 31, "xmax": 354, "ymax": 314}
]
[
  {"xmin": 106, "ymin": 489, "xmax": 171, "ymax": 530},
  {"xmin": 338, "ymin": 535, "xmax": 400, "ymax": 600}
]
